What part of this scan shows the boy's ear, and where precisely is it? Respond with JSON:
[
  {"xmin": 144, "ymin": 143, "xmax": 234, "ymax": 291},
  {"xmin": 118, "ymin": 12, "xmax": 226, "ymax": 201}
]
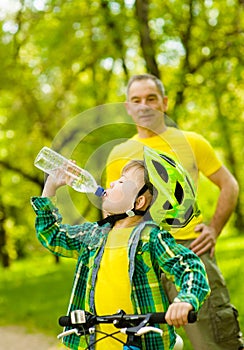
[
  {"xmin": 135, "ymin": 191, "xmax": 153, "ymax": 211},
  {"xmin": 135, "ymin": 195, "xmax": 147, "ymax": 210}
]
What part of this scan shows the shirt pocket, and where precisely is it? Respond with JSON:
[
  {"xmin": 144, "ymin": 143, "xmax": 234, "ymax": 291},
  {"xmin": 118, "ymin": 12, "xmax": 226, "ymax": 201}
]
[{"xmin": 135, "ymin": 243, "xmax": 151, "ymax": 274}]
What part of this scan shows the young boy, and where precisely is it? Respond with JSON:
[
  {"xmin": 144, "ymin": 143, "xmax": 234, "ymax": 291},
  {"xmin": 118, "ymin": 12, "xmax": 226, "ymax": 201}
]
[{"xmin": 31, "ymin": 152, "xmax": 210, "ymax": 350}]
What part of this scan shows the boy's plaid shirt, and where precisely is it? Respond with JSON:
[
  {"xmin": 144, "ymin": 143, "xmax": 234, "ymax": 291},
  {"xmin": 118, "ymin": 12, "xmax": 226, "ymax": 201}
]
[{"xmin": 31, "ymin": 196, "xmax": 210, "ymax": 350}]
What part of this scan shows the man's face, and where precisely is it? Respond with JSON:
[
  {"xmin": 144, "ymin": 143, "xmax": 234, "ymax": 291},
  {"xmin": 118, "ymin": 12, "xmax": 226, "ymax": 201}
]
[
  {"xmin": 102, "ymin": 167, "xmax": 144, "ymax": 215},
  {"xmin": 125, "ymin": 79, "xmax": 168, "ymax": 132}
]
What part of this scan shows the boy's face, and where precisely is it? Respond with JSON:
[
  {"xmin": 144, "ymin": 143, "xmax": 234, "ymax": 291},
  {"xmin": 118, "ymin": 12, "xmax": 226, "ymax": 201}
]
[{"xmin": 103, "ymin": 166, "xmax": 145, "ymax": 215}]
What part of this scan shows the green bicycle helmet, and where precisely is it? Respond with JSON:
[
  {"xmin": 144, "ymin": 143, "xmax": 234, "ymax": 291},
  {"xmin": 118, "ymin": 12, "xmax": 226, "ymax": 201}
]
[{"xmin": 143, "ymin": 146, "xmax": 201, "ymax": 230}]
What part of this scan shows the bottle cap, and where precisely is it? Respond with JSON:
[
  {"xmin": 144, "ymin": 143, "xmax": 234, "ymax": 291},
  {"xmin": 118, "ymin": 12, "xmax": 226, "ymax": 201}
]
[{"xmin": 95, "ymin": 186, "xmax": 105, "ymax": 197}]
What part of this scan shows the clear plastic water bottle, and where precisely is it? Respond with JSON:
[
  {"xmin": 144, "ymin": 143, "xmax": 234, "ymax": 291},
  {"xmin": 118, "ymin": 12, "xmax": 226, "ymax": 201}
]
[{"xmin": 34, "ymin": 146, "xmax": 105, "ymax": 197}]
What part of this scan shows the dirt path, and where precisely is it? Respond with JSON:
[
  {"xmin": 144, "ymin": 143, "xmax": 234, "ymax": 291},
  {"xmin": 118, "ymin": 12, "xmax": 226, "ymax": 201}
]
[{"xmin": 0, "ymin": 326, "xmax": 65, "ymax": 350}]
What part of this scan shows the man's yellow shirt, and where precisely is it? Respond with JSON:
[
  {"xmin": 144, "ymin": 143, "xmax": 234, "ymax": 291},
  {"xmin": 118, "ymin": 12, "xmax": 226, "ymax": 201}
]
[{"xmin": 105, "ymin": 127, "xmax": 222, "ymax": 240}]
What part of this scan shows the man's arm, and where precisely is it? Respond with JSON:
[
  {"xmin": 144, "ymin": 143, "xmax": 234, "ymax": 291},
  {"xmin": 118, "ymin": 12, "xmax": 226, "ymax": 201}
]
[{"xmin": 190, "ymin": 165, "xmax": 239, "ymax": 257}]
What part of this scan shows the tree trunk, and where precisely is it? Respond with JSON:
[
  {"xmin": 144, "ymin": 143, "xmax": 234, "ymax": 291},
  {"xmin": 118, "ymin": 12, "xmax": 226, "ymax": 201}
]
[
  {"xmin": 100, "ymin": 0, "xmax": 129, "ymax": 78},
  {"xmin": 0, "ymin": 202, "xmax": 10, "ymax": 267},
  {"xmin": 135, "ymin": 0, "xmax": 160, "ymax": 78}
]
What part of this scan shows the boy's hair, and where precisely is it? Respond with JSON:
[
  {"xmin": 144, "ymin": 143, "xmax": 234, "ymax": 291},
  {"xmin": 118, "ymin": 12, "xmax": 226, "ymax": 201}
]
[
  {"xmin": 122, "ymin": 159, "xmax": 145, "ymax": 174},
  {"xmin": 122, "ymin": 160, "xmax": 153, "ymax": 195}
]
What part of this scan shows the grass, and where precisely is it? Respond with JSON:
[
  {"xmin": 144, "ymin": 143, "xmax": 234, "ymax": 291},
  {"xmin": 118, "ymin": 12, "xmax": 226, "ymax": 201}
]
[
  {"xmin": 0, "ymin": 252, "xmax": 76, "ymax": 336},
  {"xmin": 214, "ymin": 232, "xmax": 244, "ymax": 328},
  {"xmin": 0, "ymin": 233, "xmax": 244, "ymax": 348}
]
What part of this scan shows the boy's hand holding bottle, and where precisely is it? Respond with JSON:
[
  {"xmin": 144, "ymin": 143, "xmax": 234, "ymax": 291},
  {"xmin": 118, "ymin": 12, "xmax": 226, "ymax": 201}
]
[
  {"xmin": 42, "ymin": 165, "xmax": 75, "ymax": 197},
  {"xmin": 34, "ymin": 147, "xmax": 105, "ymax": 197}
]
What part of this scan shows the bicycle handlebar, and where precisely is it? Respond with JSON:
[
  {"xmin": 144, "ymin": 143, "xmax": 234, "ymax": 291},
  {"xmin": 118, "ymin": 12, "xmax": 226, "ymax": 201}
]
[
  {"xmin": 57, "ymin": 309, "xmax": 197, "ymax": 345},
  {"xmin": 59, "ymin": 309, "xmax": 197, "ymax": 328}
]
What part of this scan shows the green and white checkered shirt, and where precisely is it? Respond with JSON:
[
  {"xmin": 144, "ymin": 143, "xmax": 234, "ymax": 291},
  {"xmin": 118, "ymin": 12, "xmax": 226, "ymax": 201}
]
[{"xmin": 31, "ymin": 196, "xmax": 210, "ymax": 350}]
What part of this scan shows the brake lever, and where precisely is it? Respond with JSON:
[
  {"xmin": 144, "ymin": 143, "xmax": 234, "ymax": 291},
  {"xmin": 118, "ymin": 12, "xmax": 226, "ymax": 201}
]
[
  {"xmin": 119, "ymin": 313, "xmax": 151, "ymax": 336},
  {"xmin": 121, "ymin": 326, "xmax": 163, "ymax": 336},
  {"xmin": 57, "ymin": 328, "xmax": 81, "ymax": 339},
  {"xmin": 57, "ymin": 327, "xmax": 96, "ymax": 339}
]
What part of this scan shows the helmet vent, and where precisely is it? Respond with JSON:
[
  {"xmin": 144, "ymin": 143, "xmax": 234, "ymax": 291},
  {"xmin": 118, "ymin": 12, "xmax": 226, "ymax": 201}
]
[
  {"xmin": 184, "ymin": 206, "xmax": 194, "ymax": 220},
  {"xmin": 175, "ymin": 181, "xmax": 184, "ymax": 204},
  {"xmin": 152, "ymin": 160, "xmax": 168, "ymax": 182},
  {"xmin": 163, "ymin": 200, "xmax": 173, "ymax": 210},
  {"xmin": 166, "ymin": 218, "xmax": 181, "ymax": 225}
]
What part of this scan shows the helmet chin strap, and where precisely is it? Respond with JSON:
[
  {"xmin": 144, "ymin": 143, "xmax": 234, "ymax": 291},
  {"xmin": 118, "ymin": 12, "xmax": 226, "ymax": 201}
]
[
  {"xmin": 97, "ymin": 208, "xmax": 147, "ymax": 227},
  {"xmin": 97, "ymin": 184, "xmax": 149, "ymax": 227}
]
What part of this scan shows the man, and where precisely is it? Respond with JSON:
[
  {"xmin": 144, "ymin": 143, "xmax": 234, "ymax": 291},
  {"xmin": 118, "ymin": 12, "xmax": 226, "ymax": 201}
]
[{"xmin": 105, "ymin": 74, "xmax": 243, "ymax": 350}]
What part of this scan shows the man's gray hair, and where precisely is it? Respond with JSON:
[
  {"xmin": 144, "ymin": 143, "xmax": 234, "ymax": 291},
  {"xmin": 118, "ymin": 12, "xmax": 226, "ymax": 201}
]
[{"xmin": 126, "ymin": 74, "xmax": 165, "ymax": 99}]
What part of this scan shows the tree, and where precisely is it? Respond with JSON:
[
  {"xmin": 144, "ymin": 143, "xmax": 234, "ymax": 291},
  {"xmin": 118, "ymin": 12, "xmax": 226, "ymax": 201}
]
[{"xmin": 0, "ymin": 0, "xmax": 243, "ymax": 266}]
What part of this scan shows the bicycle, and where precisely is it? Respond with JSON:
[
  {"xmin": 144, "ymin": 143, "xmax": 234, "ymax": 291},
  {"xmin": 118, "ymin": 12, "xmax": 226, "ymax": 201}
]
[{"xmin": 57, "ymin": 309, "xmax": 197, "ymax": 350}]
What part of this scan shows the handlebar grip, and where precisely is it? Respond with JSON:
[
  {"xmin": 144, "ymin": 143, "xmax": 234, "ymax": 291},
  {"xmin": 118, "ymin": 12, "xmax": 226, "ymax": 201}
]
[
  {"xmin": 150, "ymin": 310, "xmax": 197, "ymax": 324},
  {"xmin": 59, "ymin": 316, "xmax": 72, "ymax": 327},
  {"xmin": 187, "ymin": 310, "xmax": 197, "ymax": 323}
]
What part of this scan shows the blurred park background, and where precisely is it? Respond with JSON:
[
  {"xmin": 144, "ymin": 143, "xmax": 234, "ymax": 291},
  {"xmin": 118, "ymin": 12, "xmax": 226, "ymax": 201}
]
[{"xmin": 0, "ymin": 0, "xmax": 243, "ymax": 348}]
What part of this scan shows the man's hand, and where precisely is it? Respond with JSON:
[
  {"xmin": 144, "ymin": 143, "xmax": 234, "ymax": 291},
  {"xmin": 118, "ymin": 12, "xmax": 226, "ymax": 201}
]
[
  {"xmin": 190, "ymin": 166, "xmax": 239, "ymax": 258},
  {"xmin": 165, "ymin": 302, "xmax": 193, "ymax": 328},
  {"xmin": 190, "ymin": 223, "xmax": 217, "ymax": 257}
]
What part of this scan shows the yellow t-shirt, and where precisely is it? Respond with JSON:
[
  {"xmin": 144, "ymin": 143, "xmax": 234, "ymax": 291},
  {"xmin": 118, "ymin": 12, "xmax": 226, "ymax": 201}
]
[
  {"xmin": 94, "ymin": 227, "xmax": 134, "ymax": 349},
  {"xmin": 105, "ymin": 128, "xmax": 222, "ymax": 240}
]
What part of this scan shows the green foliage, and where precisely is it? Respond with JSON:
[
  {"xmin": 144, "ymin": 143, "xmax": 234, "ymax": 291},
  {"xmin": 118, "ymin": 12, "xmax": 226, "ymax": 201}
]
[
  {"xmin": 0, "ymin": 252, "xmax": 76, "ymax": 335},
  {"xmin": 0, "ymin": 0, "xmax": 243, "ymax": 263}
]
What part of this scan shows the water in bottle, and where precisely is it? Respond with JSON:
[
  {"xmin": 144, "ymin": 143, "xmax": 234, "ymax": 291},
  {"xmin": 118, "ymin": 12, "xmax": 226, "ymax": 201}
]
[{"xmin": 34, "ymin": 146, "xmax": 105, "ymax": 197}]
